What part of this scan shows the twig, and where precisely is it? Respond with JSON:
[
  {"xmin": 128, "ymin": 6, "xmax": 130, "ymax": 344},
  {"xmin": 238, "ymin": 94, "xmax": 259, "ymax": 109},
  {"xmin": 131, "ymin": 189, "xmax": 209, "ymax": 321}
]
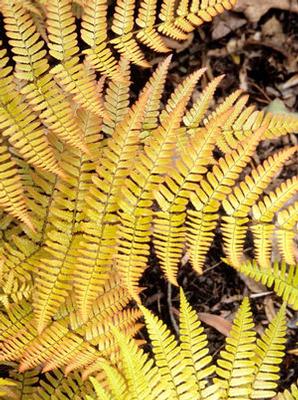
[{"xmin": 167, "ymin": 282, "xmax": 179, "ymax": 335}]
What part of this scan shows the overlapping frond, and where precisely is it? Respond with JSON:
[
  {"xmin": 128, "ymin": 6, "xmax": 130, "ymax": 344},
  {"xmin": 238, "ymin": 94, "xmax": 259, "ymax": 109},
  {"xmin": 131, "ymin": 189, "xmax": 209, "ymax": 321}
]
[
  {"xmin": 0, "ymin": 271, "xmax": 142, "ymax": 373},
  {"xmin": 117, "ymin": 70, "xmax": 204, "ymax": 299},
  {"xmin": 251, "ymin": 176, "xmax": 298, "ymax": 268},
  {"xmin": 222, "ymin": 146, "xmax": 298, "ymax": 268}
]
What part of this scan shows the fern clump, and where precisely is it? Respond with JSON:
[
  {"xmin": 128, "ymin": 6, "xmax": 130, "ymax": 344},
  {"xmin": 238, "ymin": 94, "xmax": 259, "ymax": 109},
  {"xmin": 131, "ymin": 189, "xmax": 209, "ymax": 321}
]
[{"xmin": 0, "ymin": 0, "xmax": 297, "ymax": 398}]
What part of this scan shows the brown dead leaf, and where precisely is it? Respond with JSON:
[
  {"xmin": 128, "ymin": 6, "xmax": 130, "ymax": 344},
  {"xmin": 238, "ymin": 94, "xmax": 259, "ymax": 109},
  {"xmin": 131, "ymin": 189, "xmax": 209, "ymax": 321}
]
[
  {"xmin": 198, "ymin": 312, "xmax": 233, "ymax": 337},
  {"xmin": 234, "ymin": 0, "xmax": 298, "ymax": 23},
  {"xmin": 212, "ymin": 13, "xmax": 246, "ymax": 40}
]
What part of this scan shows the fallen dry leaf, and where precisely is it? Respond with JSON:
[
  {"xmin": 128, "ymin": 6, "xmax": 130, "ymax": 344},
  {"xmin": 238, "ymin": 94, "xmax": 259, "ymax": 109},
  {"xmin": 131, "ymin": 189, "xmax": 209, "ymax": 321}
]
[
  {"xmin": 198, "ymin": 312, "xmax": 233, "ymax": 336},
  {"xmin": 234, "ymin": 0, "xmax": 298, "ymax": 22}
]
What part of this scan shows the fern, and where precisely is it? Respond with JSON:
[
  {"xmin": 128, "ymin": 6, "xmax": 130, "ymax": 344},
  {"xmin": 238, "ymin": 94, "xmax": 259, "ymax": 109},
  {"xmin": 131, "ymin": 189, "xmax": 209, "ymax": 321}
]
[
  {"xmin": 89, "ymin": 290, "xmax": 289, "ymax": 400},
  {"xmin": 0, "ymin": 1, "xmax": 297, "ymax": 395}
]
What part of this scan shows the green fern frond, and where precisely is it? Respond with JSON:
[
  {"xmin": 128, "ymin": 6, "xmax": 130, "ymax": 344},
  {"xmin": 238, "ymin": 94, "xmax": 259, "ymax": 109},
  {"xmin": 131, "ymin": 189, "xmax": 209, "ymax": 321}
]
[{"xmin": 234, "ymin": 260, "xmax": 298, "ymax": 310}]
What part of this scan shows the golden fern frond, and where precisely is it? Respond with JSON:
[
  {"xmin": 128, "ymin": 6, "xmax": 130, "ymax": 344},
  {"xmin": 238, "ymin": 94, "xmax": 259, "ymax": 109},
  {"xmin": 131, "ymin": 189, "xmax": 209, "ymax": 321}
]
[
  {"xmin": 117, "ymin": 70, "xmax": 203, "ymax": 299},
  {"xmin": 235, "ymin": 260, "xmax": 298, "ymax": 310},
  {"xmin": 21, "ymin": 75, "xmax": 89, "ymax": 154},
  {"xmin": 140, "ymin": 56, "xmax": 171, "ymax": 138},
  {"xmin": 1, "ymin": 0, "xmax": 48, "ymax": 81},
  {"xmin": 179, "ymin": 289, "xmax": 217, "ymax": 398},
  {"xmin": 263, "ymin": 112, "xmax": 298, "ymax": 139},
  {"xmin": 32, "ymin": 369, "xmax": 96, "ymax": 399},
  {"xmin": 214, "ymin": 297, "xmax": 256, "ymax": 399},
  {"xmin": 186, "ymin": 127, "xmax": 265, "ymax": 274},
  {"xmin": 81, "ymin": 0, "xmax": 236, "ymax": 79},
  {"xmin": 140, "ymin": 305, "xmax": 188, "ymax": 399},
  {"xmin": 251, "ymin": 176, "xmax": 298, "ymax": 268},
  {"xmin": 251, "ymin": 303, "xmax": 287, "ymax": 399},
  {"xmin": 0, "ymin": 137, "xmax": 33, "ymax": 229},
  {"xmin": 74, "ymin": 88, "xmax": 151, "ymax": 320},
  {"xmin": 47, "ymin": 0, "xmax": 107, "ymax": 118},
  {"xmin": 183, "ymin": 74, "xmax": 224, "ymax": 131},
  {"xmin": 102, "ymin": 57, "xmax": 131, "ymax": 136},
  {"xmin": 222, "ymin": 146, "xmax": 298, "ymax": 267},
  {"xmin": 111, "ymin": 0, "xmax": 150, "ymax": 67},
  {"xmin": 153, "ymin": 108, "xmax": 233, "ymax": 283},
  {"xmin": 81, "ymin": 0, "xmax": 124, "ymax": 81},
  {"xmin": 276, "ymin": 201, "xmax": 298, "ymax": 265},
  {"xmin": 31, "ymin": 110, "xmax": 103, "ymax": 332}
]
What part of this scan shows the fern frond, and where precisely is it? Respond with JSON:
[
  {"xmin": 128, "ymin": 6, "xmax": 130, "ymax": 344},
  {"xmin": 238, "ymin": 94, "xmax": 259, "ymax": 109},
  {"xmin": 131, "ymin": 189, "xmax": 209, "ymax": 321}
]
[
  {"xmin": 81, "ymin": 0, "xmax": 124, "ymax": 81},
  {"xmin": 47, "ymin": 0, "xmax": 107, "ymax": 118},
  {"xmin": 153, "ymin": 108, "xmax": 234, "ymax": 282},
  {"xmin": 0, "ymin": 137, "xmax": 33, "ymax": 229},
  {"xmin": 117, "ymin": 70, "xmax": 203, "ymax": 299},
  {"xmin": 251, "ymin": 176, "xmax": 298, "ymax": 268},
  {"xmin": 214, "ymin": 297, "xmax": 256, "ymax": 399},
  {"xmin": 74, "ymin": 87, "xmax": 151, "ymax": 319},
  {"xmin": 251, "ymin": 303, "xmax": 287, "ymax": 399},
  {"xmin": 102, "ymin": 57, "xmax": 131, "ymax": 136},
  {"xmin": 32, "ymin": 369, "xmax": 95, "ymax": 399},
  {"xmin": 222, "ymin": 146, "xmax": 298, "ymax": 267},
  {"xmin": 33, "ymin": 110, "xmax": 104, "ymax": 332},
  {"xmin": 235, "ymin": 260, "xmax": 298, "ymax": 310},
  {"xmin": 1, "ymin": 0, "xmax": 48, "ymax": 81},
  {"xmin": 186, "ymin": 127, "xmax": 264, "ymax": 274},
  {"xmin": 140, "ymin": 56, "xmax": 171, "ymax": 137},
  {"xmin": 179, "ymin": 288, "xmax": 217, "ymax": 397},
  {"xmin": 140, "ymin": 305, "xmax": 187, "ymax": 399},
  {"xmin": 21, "ymin": 75, "xmax": 89, "ymax": 154},
  {"xmin": 276, "ymin": 201, "xmax": 298, "ymax": 265},
  {"xmin": 263, "ymin": 112, "xmax": 298, "ymax": 139}
]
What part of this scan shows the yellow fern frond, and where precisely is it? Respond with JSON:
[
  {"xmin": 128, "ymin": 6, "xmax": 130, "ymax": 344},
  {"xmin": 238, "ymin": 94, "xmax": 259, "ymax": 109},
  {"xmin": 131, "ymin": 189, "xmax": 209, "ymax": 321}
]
[
  {"xmin": 222, "ymin": 146, "xmax": 298, "ymax": 267},
  {"xmin": 0, "ymin": 138, "xmax": 32, "ymax": 229},
  {"xmin": 214, "ymin": 297, "xmax": 256, "ymax": 399},
  {"xmin": 0, "ymin": 94, "xmax": 63, "ymax": 177},
  {"xmin": 180, "ymin": 289, "xmax": 217, "ymax": 397},
  {"xmin": 251, "ymin": 176, "xmax": 298, "ymax": 268},
  {"xmin": 140, "ymin": 305, "xmax": 187, "ymax": 399},
  {"xmin": 277, "ymin": 382, "xmax": 298, "ymax": 400},
  {"xmin": 251, "ymin": 303, "xmax": 287, "ymax": 399},
  {"xmin": 81, "ymin": 0, "xmax": 124, "ymax": 81},
  {"xmin": 1, "ymin": 0, "xmax": 48, "ymax": 81},
  {"xmin": 117, "ymin": 70, "xmax": 203, "ymax": 299},
  {"xmin": 276, "ymin": 201, "xmax": 298, "ymax": 265},
  {"xmin": 74, "ymin": 88, "xmax": 151, "ymax": 319},
  {"xmin": 21, "ymin": 75, "xmax": 89, "ymax": 154},
  {"xmin": 102, "ymin": 57, "xmax": 131, "ymax": 136},
  {"xmin": 140, "ymin": 56, "xmax": 171, "ymax": 138},
  {"xmin": 47, "ymin": 0, "xmax": 107, "ymax": 118},
  {"xmin": 186, "ymin": 128, "xmax": 264, "ymax": 274}
]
